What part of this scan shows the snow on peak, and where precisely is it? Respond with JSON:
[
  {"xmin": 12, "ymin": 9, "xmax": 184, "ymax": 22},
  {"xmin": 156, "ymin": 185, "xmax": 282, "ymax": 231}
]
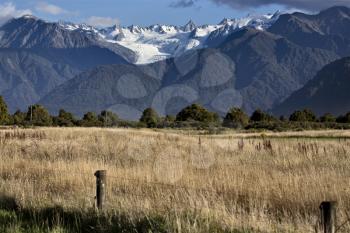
[
  {"xmin": 51, "ymin": 11, "xmax": 282, "ymax": 64},
  {"xmin": 216, "ymin": 11, "xmax": 281, "ymax": 31},
  {"xmin": 107, "ymin": 12, "xmax": 281, "ymax": 64},
  {"xmin": 22, "ymin": 15, "xmax": 38, "ymax": 20},
  {"xmin": 183, "ymin": 20, "xmax": 196, "ymax": 32}
]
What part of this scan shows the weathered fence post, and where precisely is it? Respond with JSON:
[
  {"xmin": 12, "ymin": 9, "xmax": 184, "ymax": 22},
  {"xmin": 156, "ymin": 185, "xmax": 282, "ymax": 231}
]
[
  {"xmin": 95, "ymin": 170, "xmax": 107, "ymax": 211},
  {"xmin": 320, "ymin": 201, "xmax": 337, "ymax": 233}
]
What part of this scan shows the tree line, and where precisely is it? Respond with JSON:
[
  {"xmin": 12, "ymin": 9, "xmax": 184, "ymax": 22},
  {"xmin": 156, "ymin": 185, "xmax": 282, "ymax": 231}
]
[{"xmin": 1, "ymin": 96, "xmax": 350, "ymax": 130}]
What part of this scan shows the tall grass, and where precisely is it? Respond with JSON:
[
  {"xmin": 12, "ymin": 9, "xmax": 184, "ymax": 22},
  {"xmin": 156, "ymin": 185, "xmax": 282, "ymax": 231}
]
[{"xmin": 1, "ymin": 128, "xmax": 350, "ymax": 232}]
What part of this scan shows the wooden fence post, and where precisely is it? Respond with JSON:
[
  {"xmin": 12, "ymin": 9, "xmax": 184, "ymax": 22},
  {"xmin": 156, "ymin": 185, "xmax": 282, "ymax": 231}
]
[
  {"xmin": 95, "ymin": 170, "xmax": 107, "ymax": 211},
  {"xmin": 320, "ymin": 201, "xmax": 337, "ymax": 233}
]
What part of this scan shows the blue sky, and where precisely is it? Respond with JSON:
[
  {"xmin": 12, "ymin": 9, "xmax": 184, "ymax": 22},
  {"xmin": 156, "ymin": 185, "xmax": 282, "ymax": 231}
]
[{"xmin": 1, "ymin": 0, "xmax": 291, "ymax": 27}]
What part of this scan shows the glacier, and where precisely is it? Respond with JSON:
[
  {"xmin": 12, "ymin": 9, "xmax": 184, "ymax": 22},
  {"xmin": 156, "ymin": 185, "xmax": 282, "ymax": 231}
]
[{"xmin": 59, "ymin": 12, "xmax": 281, "ymax": 64}]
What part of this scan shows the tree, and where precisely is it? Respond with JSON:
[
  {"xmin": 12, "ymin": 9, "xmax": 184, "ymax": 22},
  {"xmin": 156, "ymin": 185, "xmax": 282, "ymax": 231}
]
[
  {"xmin": 98, "ymin": 110, "xmax": 119, "ymax": 127},
  {"xmin": 320, "ymin": 113, "xmax": 336, "ymax": 123},
  {"xmin": 223, "ymin": 108, "xmax": 249, "ymax": 128},
  {"xmin": 53, "ymin": 109, "xmax": 76, "ymax": 127},
  {"xmin": 250, "ymin": 109, "xmax": 275, "ymax": 122},
  {"xmin": 0, "ymin": 96, "xmax": 9, "ymax": 125},
  {"xmin": 12, "ymin": 110, "xmax": 26, "ymax": 125},
  {"xmin": 176, "ymin": 104, "xmax": 219, "ymax": 123},
  {"xmin": 164, "ymin": 115, "xmax": 176, "ymax": 123},
  {"xmin": 289, "ymin": 109, "xmax": 317, "ymax": 122},
  {"xmin": 25, "ymin": 105, "xmax": 52, "ymax": 126},
  {"xmin": 336, "ymin": 112, "xmax": 350, "ymax": 123},
  {"xmin": 79, "ymin": 112, "xmax": 100, "ymax": 127},
  {"xmin": 279, "ymin": 115, "xmax": 287, "ymax": 121},
  {"xmin": 140, "ymin": 108, "xmax": 159, "ymax": 128}
]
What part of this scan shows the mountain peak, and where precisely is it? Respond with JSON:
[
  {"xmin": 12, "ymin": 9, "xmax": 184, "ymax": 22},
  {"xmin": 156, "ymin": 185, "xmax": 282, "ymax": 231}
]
[
  {"xmin": 1, "ymin": 15, "xmax": 46, "ymax": 30},
  {"xmin": 128, "ymin": 25, "xmax": 142, "ymax": 33},
  {"xmin": 183, "ymin": 20, "xmax": 196, "ymax": 31},
  {"xmin": 271, "ymin": 10, "xmax": 282, "ymax": 19},
  {"xmin": 219, "ymin": 18, "xmax": 231, "ymax": 25},
  {"xmin": 20, "ymin": 15, "xmax": 39, "ymax": 20}
]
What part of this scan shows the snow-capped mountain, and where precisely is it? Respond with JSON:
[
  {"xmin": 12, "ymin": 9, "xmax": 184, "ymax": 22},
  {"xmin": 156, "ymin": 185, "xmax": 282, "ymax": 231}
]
[{"xmin": 59, "ymin": 12, "xmax": 281, "ymax": 64}]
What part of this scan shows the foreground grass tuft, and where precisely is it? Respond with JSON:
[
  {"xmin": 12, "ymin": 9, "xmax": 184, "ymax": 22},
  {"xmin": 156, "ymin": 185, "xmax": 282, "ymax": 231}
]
[{"xmin": 0, "ymin": 205, "xmax": 250, "ymax": 233}]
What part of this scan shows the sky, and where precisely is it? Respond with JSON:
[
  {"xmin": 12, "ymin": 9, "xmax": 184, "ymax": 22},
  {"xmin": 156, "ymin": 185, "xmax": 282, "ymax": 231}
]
[{"xmin": 0, "ymin": 0, "xmax": 347, "ymax": 27}]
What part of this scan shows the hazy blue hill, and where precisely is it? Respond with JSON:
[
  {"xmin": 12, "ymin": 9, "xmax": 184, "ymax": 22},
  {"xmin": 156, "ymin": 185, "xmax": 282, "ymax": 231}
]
[
  {"xmin": 39, "ymin": 64, "xmax": 161, "ymax": 119},
  {"xmin": 0, "ymin": 49, "xmax": 79, "ymax": 112},
  {"xmin": 274, "ymin": 57, "xmax": 350, "ymax": 116}
]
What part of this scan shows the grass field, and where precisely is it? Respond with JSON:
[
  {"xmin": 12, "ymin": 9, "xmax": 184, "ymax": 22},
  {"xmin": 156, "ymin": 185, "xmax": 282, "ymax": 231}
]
[{"xmin": 1, "ymin": 127, "xmax": 350, "ymax": 232}]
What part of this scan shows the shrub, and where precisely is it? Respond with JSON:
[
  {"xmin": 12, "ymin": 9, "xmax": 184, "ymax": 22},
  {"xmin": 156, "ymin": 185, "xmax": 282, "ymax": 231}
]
[
  {"xmin": 289, "ymin": 109, "xmax": 317, "ymax": 122},
  {"xmin": 53, "ymin": 109, "xmax": 76, "ymax": 127},
  {"xmin": 337, "ymin": 112, "xmax": 350, "ymax": 123},
  {"xmin": 250, "ymin": 109, "xmax": 275, "ymax": 122},
  {"xmin": 25, "ymin": 105, "xmax": 53, "ymax": 126},
  {"xmin": 320, "ymin": 113, "xmax": 336, "ymax": 123},
  {"xmin": 79, "ymin": 112, "xmax": 101, "ymax": 127},
  {"xmin": 11, "ymin": 110, "xmax": 26, "ymax": 125},
  {"xmin": 176, "ymin": 104, "xmax": 219, "ymax": 123},
  {"xmin": 140, "ymin": 108, "xmax": 159, "ymax": 128},
  {"xmin": 223, "ymin": 108, "xmax": 249, "ymax": 128},
  {"xmin": 98, "ymin": 111, "xmax": 119, "ymax": 127},
  {"xmin": 164, "ymin": 115, "xmax": 176, "ymax": 123},
  {"xmin": 0, "ymin": 96, "xmax": 9, "ymax": 125}
]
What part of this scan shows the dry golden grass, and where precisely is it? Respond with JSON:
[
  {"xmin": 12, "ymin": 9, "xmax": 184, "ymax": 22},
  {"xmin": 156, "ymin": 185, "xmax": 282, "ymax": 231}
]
[{"xmin": 1, "ymin": 127, "xmax": 350, "ymax": 232}]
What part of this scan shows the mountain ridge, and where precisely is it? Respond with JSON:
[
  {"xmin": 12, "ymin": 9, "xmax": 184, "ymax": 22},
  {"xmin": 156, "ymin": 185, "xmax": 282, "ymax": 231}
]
[{"xmin": 2, "ymin": 11, "xmax": 283, "ymax": 64}]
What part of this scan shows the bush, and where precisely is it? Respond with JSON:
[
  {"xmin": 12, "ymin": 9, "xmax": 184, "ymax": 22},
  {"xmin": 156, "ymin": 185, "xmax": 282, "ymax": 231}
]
[
  {"xmin": 337, "ymin": 112, "xmax": 350, "ymax": 123},
  {"xmin": 0, "ymin": 96, "xmax": 9, "ymax": 125},
  {"xmin": 164, "ymin": 115, "xmax": 176, "ymax": 123},
  {"xmin": 289, "ymin": 109, "xmax": 317, "ymax": 122},
  {"xmin": 53, "ymin": 109, "xmax": 76, "ymax": 127},
  {"xmin": 140, "ymin": 108, "xmax": 159, "ymax": 128},
  {"xmin": 223, "ymin": 108, "xmax": 249, "ymax": 128},
  {"xmin": 320, "ymin": 113, "xmax": 336, "ymax": 123},
  {"xmin": 250, "ymin": 109, "xmax": 275, "ymax": 122},
  {"xmin": 98, "ymin": 111, "xmax": 119, "ymax": 127},
  {"xmin": 25, "ymin": 105, "xmax": 52, "ymax": 126},
  {"xmin": 79, "ymin": 112, "xmax": 101, "ymax": 127},
  {"xmin": 11, "ymin": 110, "xmax": 26, "ymax": 126},
  {"xmin": 176, "ymin": 104, "xmax": 219, "ymax": 123}
]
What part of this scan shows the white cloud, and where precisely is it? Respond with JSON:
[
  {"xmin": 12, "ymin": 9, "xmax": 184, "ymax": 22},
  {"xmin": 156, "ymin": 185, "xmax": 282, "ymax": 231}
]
[
  {"xmin": 0, "ymin": 2, "xmax": 32, "ymax": 25},
  {"xmin": 86, "ymin": 16, "xmax": 119, "ymax": 27},
  {"xmin": 36, "ymin": 2, "xmax": 68, "ymax": 15}
]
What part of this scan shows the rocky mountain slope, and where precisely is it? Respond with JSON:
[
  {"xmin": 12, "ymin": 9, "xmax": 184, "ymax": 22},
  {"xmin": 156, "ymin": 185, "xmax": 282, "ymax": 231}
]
[
  {"xmin": 273, "ymin": 57, "xmax": 350, "ymax": 116},
  {"xmin": 0, "ymin": 49, "xmax": 78, "ymax": 112},
  {"xmin": 268, "ymin": 6, "xmax": 350, "ymax": 56},
  {"xmin": 0, "ymin": 17, "xmax": 132, "ymax": 111},
  {"xmin": 0, "ymin": 16, "xmax": 135, "ymax": 62},
  {"xmin": 40, "ymin": 27, "xmax": 338, "ymax": 119}
]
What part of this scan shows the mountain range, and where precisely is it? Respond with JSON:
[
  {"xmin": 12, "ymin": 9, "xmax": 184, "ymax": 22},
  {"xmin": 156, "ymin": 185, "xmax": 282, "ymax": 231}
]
[
  {"xmin": 60, "ymin": 12, "xmax": 281, "ymax": 64},
  {"xmin": 1, "ymin": 6, "xmax": 350, "ymax": 119}
]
